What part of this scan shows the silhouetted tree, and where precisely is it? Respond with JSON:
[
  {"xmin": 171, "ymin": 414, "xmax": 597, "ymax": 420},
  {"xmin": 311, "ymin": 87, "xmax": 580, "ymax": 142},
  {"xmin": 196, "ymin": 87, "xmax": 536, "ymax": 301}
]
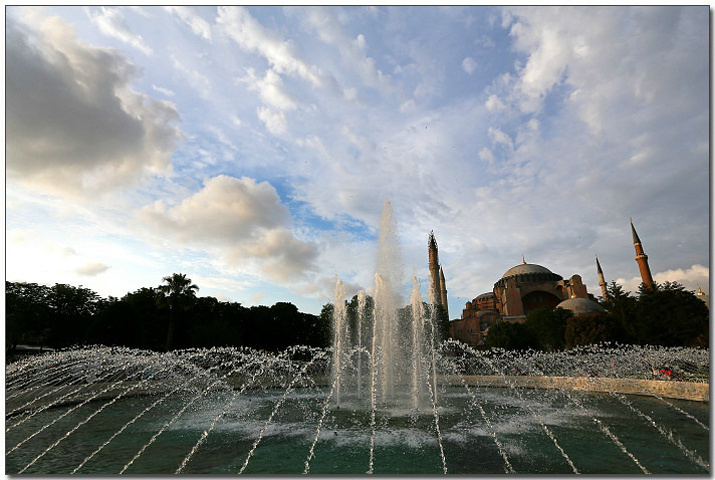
[
  {"xmin": 602, "ymin": 282, "xmax": 638, "ymax": 343},
  {"xmin": 45, "ymin": 284, "xmax": 102, "ymax": 348},
  {"xmin": 565, "ymin": 312, "xmax": 623, "ymax": 349},
  {"xmin": 633, "ymin": 281, "xmax": 709, "ymax": 347},
  {"xmin": 484, "ymin": 321, "xmax": 537, "ymax": 350},
  {"xmin": 6, "ymin": 282, "xmax": 52, "ymax": 351},
  {"xmin": 524, "ymin": 306, "xmax": 570, "ymax": 351},
  {"xmin": 157, "ymin": 273, "xmax": 199, "ymax": 351}
]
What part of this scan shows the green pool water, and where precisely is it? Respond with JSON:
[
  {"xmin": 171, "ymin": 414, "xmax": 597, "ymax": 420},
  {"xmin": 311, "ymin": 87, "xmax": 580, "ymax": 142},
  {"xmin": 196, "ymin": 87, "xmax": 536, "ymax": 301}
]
[{"xmin": 6, "ymin": 385, "xmax": 709, "ymax": 475}]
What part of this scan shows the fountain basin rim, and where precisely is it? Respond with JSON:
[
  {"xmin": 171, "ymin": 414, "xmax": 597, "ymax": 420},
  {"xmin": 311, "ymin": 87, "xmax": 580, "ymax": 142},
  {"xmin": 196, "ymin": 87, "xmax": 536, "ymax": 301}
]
[{"xmin": 443, "ymin": 375, "xmax": 709, "ymax": 403}]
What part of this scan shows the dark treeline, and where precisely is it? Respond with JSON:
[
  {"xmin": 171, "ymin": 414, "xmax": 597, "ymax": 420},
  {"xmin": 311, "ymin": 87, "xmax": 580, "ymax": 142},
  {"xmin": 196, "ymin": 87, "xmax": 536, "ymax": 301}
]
[
  {"xmin": 6, "ymin": 273, "xmax": 330, "ymax": 354},
  {"xmin": 484, "ymin": 281, "xmax": 709, "ymax": 351},
  {"xmin": 7, "ymin": 275, "xmax": 706, "ymax": 356}
]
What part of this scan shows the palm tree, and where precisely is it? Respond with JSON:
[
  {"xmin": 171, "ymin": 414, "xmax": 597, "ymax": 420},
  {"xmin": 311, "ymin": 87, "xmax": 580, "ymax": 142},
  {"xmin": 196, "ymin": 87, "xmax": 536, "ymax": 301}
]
[{"xmin": 158, "ymin": 273, "xmax": 199, "ymax": 351}]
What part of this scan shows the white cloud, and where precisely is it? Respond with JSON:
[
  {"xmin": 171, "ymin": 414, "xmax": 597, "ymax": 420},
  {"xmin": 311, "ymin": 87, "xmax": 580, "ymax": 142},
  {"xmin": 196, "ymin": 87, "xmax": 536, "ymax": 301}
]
[
  {"xmin": 138, "ymin": 175, "xmax": 319, "ymax": 282},
  {"xmin": 462, "ymin": 56, "xmax": 477, "ymax": 74},
  {"xmin": 257, "ymin": 106, "xmax": 288, "ymax": 135},
  {"xmin": 504, "ymin": 6, "xmax": 707, "ymax": 134},
  {"xmin": 164, "ymin": 6, "xmax": 212, "ymax": 41},
  {"xmin": 487, "ymin": 127, "xmax": 514, "ymax": 151},
  {"xmin": 617, "ymin": 264, "xmax": 709, "ymax": 296},
  {"xmin": 485, "ymin": 94, "xmax": 506, "ymax": 111},
  {"xmin": 6, "ymin": 15, "xmax": 183, "ymax": 198},
  {"xmin": 299, "ymin": 7, "xmax": 390, "ymax": 92},
  {"xmin": 238, "ymin": 68, "xmax": 297, "ymax": 111},
  {"xmin": 86, "ymin": 7, "xmax": 153, "ymax": 55},
  {"xmin": 152, "ymin": 84, "xmax": 175, "ymax": 97},
  {"xmin": 216, "ymin": 6, "xmax": 321, "ymax": 86},
  {"xmin": 478, "ymin": 147, "xmax": 495, "ymax": 166},
  {"xmin": 76, "ymin": 261, "xmax": 111, "ymax": 276},
  {"xmin": 653, "ymin": 264, "xmax": 709, "ymax": 291}
]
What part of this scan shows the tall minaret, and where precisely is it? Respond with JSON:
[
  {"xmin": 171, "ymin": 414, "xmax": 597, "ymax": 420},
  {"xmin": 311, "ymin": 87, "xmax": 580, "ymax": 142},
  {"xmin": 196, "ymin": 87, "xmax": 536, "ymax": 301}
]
[
  {"xmin": 428, "ymin": 231, "xmax": 442, "ymax": 303},
  {"xmin": 595, "ymin": 254, "xmax": 608, "ymax": 300},
  {"xmin": 630, "ymin": 218, "xmax": 654, "ymax": 289},
  {"xmin": 439, "ymin": 266, "xmax": 449, "ymax": 318},
  {"xmin": 428, "ymin": 231, "xmax": 448, "ymax": 315}
]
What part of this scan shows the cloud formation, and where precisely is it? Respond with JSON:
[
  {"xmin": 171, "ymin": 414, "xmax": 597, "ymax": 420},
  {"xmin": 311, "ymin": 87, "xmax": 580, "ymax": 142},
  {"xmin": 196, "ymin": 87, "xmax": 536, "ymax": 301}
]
[
  {"xmin": 76, "ymin": 261, "xmax": 111, "ymax": 276},
  {"xmin": 6, "ymin": 15, "xmax": 183, "ymax": 198},
  {"xmin": 86, "ymin": 7, "xmax": 152, "ymax": 55},
  {"xmin": 5, "ymin": 7, "xmax": 708, "ymax": 314},
  {"xmin": 164, "ymin": 6, "xmax": 212, "ymax": 41},
  {"xmin": 216, "ymin": 6, "xmax": 321, "ymax": 86},
  {"xmin": 138, "ymin": 175, "xmax": 319, "ymax": 283}
]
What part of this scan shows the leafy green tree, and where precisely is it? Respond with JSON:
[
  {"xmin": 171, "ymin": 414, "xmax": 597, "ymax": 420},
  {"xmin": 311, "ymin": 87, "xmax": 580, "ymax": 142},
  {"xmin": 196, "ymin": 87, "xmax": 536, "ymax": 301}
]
[
  {"xmin": 186, "ymin": 296, "xmax": 245, "ymax": 348},
  {"xmin": 157, "ymin": 273, "xmax": 199, "ymax": 351},
  {"xmin": 45, "ymin": 283, "xmax": 102, "ymax": 347},
  {"xmin": 484, "ymin": 320, "xmax": 537, "ymax": 350},
  {"xmin": 565, "ymin": 312, "xmax": 623, "ymax": 349},
  {"xmin": 602, "ymin": 282, "xmax": 638, "ymax": 343},
  {"xmin": 6, "ymin": 282, "xmax": 52, "ymax": 351},
  {"xmin": 633, "ymin": 282, "xmax": 709, "ymax": 347},
  {"xmin": 524, "ymin": 306, "xmax": 570, "ymax": 351}
]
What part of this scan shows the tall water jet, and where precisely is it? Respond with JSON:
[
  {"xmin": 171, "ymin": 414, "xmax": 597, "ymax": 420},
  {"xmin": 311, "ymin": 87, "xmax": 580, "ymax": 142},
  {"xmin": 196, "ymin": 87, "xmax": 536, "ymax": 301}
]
[
  {"xmin": 332, "ymin": 278, "xmax": 348, "ymax": 406},
  {"xmin": 374, "ymin": 200, "xmax": 403, "ymax": 401},
  {"xmin": 410, "ymin": 276, "xmax": 425, "ymax": 412},
  {"xmin": 331, "ymin": 200, "xmax": 439, "ymax": 411}
]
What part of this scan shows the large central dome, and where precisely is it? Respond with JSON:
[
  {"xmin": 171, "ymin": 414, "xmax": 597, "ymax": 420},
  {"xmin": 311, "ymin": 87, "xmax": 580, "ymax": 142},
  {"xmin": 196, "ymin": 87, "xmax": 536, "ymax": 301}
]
[
  {"xmin": 501, "ymin": 263, "xmax": 554, "ymax": 278},
  {"xmin": 494, "ymin": 262, "xmax": 563, "ymax": 289}
]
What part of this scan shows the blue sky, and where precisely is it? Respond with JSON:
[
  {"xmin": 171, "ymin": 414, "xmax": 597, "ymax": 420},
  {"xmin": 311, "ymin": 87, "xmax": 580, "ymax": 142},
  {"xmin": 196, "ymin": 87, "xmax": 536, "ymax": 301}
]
[{"xmin": 5, "ymin": 6, "xmax": 710, "ymax": 316}]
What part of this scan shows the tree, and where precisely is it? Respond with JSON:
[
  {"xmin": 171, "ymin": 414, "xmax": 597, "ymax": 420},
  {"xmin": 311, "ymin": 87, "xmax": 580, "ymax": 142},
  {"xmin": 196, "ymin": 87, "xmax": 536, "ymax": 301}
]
[
  {"xmin": 6, "ymin": 282, "xmax": 52, "ymax": 351},
  {"xmin": 602, "ymin": 282, "xmax": 638, "ymax": 343},
  {"xmin": 157, "ymin": 273, "xmax": 199, "ymax": 351},
  {"xmin": 46, "ymin": 284, "xmax": 102, "ymax": 347},
  {"xmin": 484, "ymin": 320, "xmax": 537, "ymax": 350},
  {"xmin": 565, "ymin": 312, "xmax": 623, "ymax": 349},
  {"xmin": 524, "ymin": 306, "xmax": 570, "ymax": 351},
  {"xmin": 633, "ymin": 282, "xmax": 709, "ymax": 347}
]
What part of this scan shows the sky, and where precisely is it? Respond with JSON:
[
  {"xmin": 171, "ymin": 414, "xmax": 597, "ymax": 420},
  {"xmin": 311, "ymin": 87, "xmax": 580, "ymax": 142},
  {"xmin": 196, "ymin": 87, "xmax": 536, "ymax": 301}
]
[{"xmin": 5, "ymin": 6, "xmax": 710, "ymax": 317}]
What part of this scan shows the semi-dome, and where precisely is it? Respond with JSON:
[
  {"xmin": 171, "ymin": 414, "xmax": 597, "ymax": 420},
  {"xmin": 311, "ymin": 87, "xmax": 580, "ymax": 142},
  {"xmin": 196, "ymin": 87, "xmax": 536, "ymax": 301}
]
[{"xmin": 557, "ymin": 297, "xmax": 606, "ymax": 317}]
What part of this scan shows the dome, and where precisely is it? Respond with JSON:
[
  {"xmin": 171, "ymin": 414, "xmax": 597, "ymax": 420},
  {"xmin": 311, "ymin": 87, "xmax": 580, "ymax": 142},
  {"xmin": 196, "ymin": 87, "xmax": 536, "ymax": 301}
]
[
  {"xmin": 501, "ymin": 263, "xmax": 554, "ymax": 278},
  {"xmin": 494, "ymin": 262, "xmax": 563, "ymax": 289},
  {"xmin": 476, "ymin": 292, "xmax": 496, "ymax": 300},
  {"xmin": 557, "ymin": 298, "xmax": 606, "ymax": 317}
]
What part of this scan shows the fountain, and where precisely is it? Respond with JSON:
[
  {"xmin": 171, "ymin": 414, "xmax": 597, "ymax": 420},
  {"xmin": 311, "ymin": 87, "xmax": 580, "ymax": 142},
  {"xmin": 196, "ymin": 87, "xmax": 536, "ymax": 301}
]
[{"xmin": 5, "ymin": 201, "xmax": 710, "ymax": 474}]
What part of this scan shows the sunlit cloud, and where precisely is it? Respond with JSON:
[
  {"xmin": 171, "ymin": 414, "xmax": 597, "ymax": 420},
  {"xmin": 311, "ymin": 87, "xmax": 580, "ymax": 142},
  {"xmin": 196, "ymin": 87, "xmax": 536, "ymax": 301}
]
[
  {"xmin": 137, "ymin": 175, "xmax": 320, "ymax": 283},
  {"xmin": 86, "ymin": 6, "xmax": 153, "ymax": 55},
  {"xmin": 6, "ymin": 15, "xmax": 183, "ymax": 198}
]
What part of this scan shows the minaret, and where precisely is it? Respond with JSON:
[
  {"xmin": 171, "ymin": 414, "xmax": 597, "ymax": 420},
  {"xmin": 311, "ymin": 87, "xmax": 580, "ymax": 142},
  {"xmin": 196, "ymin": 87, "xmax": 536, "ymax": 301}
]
[
  {"xmin": 630, "ymin": 218, "xmax": 654, "ymax": 289},
  {"xmin": 595, "ymin": 254, "xmax": 608, "ymax": 300},
  {"xmin": 428, "ymin": 231, "xmax": 442, "ymax": 304},
  {"xmin": 439, "ymin": 266, "xmax": 449, "ymax": 318}
]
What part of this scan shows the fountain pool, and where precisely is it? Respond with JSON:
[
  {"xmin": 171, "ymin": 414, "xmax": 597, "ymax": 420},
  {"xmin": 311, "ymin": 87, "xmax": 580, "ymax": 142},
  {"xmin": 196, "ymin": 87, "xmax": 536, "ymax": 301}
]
[{"xmin": 5, "ymin": 343, "xmax": 709, "ymax": 475}]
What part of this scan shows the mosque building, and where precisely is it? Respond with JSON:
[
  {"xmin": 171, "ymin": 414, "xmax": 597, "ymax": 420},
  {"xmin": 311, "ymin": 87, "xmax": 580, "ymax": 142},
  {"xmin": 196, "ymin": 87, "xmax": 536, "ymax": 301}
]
[{"xmin": 443, "ymin": 219, "xmax": 657, "ymax": 347}]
